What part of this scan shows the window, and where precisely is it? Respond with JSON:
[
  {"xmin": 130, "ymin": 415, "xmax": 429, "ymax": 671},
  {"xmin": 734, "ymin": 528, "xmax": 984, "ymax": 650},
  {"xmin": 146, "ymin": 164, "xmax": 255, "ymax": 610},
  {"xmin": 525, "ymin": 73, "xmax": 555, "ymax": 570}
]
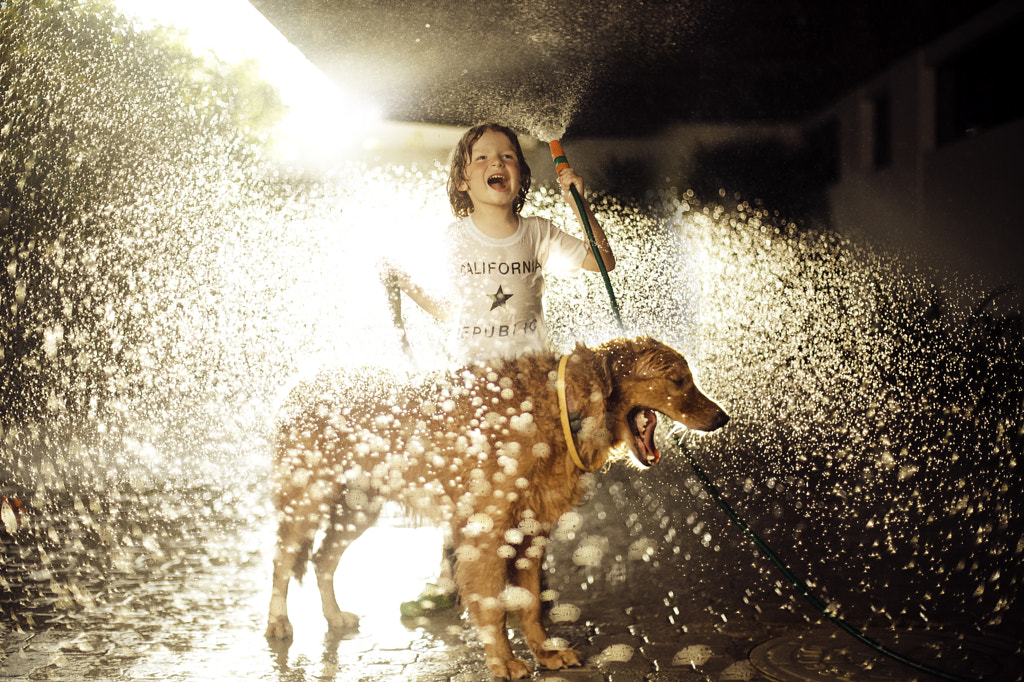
[{"xmin": 935, "ymin": 15, "xmax": 1024, "ymax": 146}]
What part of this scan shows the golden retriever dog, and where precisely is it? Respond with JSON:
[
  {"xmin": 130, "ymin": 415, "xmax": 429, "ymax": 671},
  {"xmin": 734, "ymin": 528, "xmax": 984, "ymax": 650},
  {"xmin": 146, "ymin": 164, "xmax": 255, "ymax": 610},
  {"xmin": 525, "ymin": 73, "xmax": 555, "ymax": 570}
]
[{"xmin": 265, "ymin": 336, "xmax": 728, "ymax": 679}]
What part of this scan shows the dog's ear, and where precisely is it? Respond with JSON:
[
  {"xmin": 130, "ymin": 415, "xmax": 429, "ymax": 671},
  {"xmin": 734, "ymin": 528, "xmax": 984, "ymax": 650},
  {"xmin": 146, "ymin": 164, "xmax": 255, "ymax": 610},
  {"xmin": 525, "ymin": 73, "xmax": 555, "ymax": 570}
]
[
  {"xmin": 594, "ymin": 340, "xmax": 626, "ymax": 398},
  {"xmin": 597, "ymin": 349, "xmax": 615, "ymax": 399},
  {"xmin": 570, "ymin": 343, "xmax": 612, "ymax": 400}
]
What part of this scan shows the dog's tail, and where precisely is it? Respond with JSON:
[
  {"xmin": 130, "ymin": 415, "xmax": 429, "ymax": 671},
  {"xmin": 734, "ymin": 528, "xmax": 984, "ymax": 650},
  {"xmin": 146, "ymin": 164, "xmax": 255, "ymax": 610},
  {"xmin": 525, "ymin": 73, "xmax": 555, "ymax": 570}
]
[
  {"xmin": 292, "ymin": 502, "xmax": 345, "ymax": 583},
  {"xmin": 292, "ymin": 535, "xmax": 314, "ymax": 582}
]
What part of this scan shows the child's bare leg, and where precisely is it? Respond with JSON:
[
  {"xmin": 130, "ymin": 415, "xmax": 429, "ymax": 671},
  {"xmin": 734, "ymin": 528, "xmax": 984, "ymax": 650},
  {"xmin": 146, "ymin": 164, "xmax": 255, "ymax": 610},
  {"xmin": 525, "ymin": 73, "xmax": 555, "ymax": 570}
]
[{"xmin": 401, "ymin": 530, "xmax": 456, "ymax": 616}]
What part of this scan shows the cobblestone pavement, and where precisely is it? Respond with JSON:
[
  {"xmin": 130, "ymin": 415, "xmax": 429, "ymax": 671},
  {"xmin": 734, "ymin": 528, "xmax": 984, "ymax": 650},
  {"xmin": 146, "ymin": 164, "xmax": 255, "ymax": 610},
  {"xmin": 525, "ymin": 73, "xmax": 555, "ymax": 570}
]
[{"xmin": 2, "ymin": 466, "xmax": 1022, "ymax": 681}]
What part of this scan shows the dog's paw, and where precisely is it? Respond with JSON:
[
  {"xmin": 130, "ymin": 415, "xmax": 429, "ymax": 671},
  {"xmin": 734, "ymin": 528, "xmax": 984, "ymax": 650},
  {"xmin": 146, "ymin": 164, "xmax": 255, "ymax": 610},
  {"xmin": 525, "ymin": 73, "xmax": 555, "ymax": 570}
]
[
  {"xmin": 487, "ymin": 656, "xmax": 533, "ymax": 680},
  {"xmin": 324, "ymin": 610, "xmax": 359, "ymax": 630},
  {"xmin": 536, "ymin": 646, "xmax": 582, "ymax": 670},
  {"xmin": 265, "ymin": 616, "xmax": 293, "ymax": 640}
]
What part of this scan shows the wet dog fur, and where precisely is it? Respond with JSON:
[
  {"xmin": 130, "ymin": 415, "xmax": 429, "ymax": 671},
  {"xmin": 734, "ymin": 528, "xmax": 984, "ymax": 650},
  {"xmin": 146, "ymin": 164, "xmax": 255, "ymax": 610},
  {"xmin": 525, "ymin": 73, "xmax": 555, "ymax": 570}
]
[{"xmin": 265, "ymin": 336, "xmax": 728, "ymax": 679}]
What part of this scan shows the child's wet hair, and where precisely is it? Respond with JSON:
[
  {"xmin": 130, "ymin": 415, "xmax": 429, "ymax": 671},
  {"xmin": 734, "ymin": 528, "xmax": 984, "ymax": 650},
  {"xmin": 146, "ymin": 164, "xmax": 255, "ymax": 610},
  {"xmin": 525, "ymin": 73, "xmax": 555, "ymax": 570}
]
[{"xmin": 447, "ymin": 122, "xmax": 532, "ymax": 218}]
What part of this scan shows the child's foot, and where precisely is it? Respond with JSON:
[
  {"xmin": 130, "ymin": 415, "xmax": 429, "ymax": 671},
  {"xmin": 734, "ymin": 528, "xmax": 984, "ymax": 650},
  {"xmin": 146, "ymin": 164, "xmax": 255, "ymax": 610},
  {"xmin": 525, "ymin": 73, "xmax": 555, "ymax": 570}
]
[{"xmin": 399, "ymin": 582, "xmax": 456, "ymax": 618}]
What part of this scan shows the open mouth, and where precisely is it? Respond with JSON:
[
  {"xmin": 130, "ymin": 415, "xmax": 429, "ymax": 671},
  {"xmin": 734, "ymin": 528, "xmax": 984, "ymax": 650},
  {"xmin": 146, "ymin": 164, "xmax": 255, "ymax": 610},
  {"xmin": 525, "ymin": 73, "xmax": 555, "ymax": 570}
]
[
  {"xmin": 628, "ymin": 407, "xmax": 661, "ymax": 467},
  {"xmin": 487, "ymin": 173, "xmax": 509, "ymax": 191}
]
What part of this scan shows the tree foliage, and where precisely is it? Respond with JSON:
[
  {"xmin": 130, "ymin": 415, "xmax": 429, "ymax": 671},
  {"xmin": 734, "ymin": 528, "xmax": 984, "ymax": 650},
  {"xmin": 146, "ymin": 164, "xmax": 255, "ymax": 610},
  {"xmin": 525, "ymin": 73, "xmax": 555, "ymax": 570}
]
[{"xmin": 0, "ymin": 0, "xmax": 283, "ymax": 462}]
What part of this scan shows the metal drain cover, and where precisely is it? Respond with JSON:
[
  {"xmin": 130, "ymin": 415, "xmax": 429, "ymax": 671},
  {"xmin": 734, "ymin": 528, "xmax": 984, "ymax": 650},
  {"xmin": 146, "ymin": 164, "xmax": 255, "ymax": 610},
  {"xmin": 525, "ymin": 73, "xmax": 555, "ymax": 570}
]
[{"xmin": 749, "ymin": 628, "xmax": 1022, "ymax": 681}]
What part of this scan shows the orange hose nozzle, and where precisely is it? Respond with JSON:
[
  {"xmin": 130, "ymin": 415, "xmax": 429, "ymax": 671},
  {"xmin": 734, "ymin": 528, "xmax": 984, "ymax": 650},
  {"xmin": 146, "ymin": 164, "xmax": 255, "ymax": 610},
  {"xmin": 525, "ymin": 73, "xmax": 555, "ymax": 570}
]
[{"xmin": 549, "ymin": 140, "xmax": 570, "ymax": 174}]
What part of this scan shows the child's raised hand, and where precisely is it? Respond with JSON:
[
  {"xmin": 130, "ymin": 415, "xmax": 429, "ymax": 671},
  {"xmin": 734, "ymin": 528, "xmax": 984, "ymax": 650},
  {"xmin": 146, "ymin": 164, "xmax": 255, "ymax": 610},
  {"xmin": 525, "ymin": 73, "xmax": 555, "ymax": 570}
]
[{"xmin": 557, "ymin": 166, "xmax": 584, "ymax": 203}]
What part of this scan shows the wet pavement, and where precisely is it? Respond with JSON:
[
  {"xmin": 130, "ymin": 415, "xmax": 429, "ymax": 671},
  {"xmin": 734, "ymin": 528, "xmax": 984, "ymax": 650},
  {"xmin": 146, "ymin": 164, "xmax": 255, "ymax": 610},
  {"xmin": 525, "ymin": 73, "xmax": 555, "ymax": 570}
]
[{"xmin": 2, "ymin": 465, "xmax": 1022, "ymax": 682}]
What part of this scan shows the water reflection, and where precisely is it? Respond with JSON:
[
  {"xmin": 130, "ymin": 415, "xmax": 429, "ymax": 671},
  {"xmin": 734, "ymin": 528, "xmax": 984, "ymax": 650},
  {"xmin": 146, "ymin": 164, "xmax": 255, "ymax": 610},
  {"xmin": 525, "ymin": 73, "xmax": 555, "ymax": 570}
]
[{"xmin": 2, "ymin": 482, "xmax": 471, "ymax": 680}]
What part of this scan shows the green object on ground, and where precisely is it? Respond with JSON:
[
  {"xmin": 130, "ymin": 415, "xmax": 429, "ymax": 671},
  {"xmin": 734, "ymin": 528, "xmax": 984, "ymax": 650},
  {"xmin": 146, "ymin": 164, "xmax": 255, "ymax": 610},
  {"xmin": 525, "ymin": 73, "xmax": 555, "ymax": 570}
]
[{"xmin": 399, "ymin": 584, "xmax": 456, "ymax": 618}]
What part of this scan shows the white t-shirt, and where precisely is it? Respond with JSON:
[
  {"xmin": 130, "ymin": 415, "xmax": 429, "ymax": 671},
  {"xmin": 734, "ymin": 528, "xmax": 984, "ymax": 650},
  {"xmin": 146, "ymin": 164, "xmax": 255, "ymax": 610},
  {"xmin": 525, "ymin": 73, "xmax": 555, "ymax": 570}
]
[{"xmin": 444, "ymin": 215, "xmax": 588, "ymax": 362}]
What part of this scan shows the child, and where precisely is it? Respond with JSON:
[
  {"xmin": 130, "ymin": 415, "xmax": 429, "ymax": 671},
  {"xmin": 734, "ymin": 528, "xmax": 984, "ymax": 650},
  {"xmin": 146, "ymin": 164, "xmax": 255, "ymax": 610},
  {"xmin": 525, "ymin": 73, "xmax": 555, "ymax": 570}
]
[
  {"xmin": 381, "ymin": 121, "xmax": 616, "ymax": 615},
  {"xmin": 382, "ymin": 121, "xmax": 615, "ymax": 365}
]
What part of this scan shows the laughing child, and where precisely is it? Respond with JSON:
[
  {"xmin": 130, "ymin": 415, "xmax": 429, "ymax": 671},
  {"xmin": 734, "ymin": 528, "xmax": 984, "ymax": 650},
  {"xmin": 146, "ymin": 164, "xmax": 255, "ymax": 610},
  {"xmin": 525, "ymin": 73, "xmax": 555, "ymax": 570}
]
[
  {"xmin": 381, "ymin": 121, "xmax": 616, "ymax": 614},
  {"xmin": 383, "ymin": 121, "xmax": 615, "ymax": 364}
]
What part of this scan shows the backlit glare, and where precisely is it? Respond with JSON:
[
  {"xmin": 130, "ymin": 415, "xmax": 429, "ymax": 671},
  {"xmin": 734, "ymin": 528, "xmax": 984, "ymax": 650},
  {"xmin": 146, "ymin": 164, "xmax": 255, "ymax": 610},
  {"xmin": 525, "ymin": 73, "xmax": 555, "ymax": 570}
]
[{"xmin": 113, "ymin": 0, "xmax": 381, "ymax": 163}]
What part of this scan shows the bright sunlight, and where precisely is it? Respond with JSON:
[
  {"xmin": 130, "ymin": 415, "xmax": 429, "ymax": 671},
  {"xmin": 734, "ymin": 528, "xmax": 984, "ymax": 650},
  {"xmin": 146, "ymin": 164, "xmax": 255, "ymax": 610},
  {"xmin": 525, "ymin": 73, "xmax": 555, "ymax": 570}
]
[{"xmin": 113, "ymin": 0, "xmax": 381, "ymax": 163}]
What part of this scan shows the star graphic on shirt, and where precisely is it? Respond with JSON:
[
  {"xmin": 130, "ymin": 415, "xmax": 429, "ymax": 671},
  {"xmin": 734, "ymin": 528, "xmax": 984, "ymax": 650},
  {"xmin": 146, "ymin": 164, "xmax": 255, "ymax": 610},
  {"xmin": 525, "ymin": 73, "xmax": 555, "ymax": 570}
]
[{"xmin": 488, "ymin": 285, "xmax": 513, "ymax": 311}]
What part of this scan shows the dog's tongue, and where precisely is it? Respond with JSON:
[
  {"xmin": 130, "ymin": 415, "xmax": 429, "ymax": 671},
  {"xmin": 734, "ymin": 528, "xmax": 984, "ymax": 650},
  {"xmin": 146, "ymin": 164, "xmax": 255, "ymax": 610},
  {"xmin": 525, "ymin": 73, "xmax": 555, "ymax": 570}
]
[{"xmin": 637, "ymin": 409, "xmax": 660, "ymax": 465}]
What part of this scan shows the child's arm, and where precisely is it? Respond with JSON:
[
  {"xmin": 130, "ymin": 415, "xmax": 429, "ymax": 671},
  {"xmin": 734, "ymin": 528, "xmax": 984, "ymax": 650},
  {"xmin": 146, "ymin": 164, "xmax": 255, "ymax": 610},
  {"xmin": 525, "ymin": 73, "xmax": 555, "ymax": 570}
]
[
  {"xmin": 557, "ymin": 167, "xmax": 616, "ymax": 272},
  {"xmin": 378, "ymin": 259, "xmax": 454, "ymax": 322}
]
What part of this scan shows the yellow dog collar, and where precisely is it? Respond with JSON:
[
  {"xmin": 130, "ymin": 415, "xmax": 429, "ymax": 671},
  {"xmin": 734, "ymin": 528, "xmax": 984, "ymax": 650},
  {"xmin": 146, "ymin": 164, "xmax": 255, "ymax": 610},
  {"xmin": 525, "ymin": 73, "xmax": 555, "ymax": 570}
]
[{"xmin": 557, "ymin": 354, "xmax": 602, "ymax": 473}]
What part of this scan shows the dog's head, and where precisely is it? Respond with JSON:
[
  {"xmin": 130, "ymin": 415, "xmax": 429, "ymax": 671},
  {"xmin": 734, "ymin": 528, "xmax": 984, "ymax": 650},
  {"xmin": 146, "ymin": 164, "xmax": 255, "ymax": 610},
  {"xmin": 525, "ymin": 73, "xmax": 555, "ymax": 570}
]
[{"xmin": 598, "ymin": 336, "xmax": 729, "ymax": 467}]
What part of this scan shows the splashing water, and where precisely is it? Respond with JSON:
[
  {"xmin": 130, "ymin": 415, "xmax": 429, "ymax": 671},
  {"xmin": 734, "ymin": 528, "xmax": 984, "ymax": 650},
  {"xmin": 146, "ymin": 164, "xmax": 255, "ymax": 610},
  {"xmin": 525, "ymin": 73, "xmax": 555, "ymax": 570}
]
[
  {"xmin": 496, "ymin": 66, "xmax": 593, "ymax": 142},
  {"xmin": 596, "ymin": 196, "xmax": 1023, "ymax": 638},
  {"xmin": 1, "ymin": 2, "xmax": 1021, "ymax": 677}
]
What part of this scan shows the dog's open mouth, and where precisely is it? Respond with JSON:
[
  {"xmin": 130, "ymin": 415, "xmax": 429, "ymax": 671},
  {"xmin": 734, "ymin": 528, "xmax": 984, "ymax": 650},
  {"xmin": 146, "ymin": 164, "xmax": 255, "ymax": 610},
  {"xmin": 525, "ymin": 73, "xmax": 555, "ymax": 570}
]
[{"xmin": 628, "ymin": 407, "xmax": 661, "ymax": 467}]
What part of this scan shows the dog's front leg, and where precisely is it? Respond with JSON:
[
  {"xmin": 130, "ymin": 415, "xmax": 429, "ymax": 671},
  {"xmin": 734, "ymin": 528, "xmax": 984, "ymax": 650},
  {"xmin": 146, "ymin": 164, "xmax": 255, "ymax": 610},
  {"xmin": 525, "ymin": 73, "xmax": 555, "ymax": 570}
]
[
  {"xmin": 513, "ymin": 539, "xmax": 582, "ymax": 670},
  {"xmin": 455, "ymin": 540, "xmax": 532, "ymax": 680}
]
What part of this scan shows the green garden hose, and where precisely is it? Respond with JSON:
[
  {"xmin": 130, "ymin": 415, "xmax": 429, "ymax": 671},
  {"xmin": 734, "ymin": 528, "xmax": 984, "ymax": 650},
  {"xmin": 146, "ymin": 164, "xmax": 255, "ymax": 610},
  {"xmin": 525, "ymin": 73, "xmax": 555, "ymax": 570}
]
[{"xmin": 549, "ymin": 140, "xmax": 625, "ymax": 332}]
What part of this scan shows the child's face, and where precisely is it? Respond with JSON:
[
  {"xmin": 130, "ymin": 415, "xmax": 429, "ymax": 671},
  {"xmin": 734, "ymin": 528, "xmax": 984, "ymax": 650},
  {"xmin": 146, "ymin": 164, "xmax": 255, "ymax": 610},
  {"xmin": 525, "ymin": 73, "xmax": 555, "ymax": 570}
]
[{"xmin": 458, "ymin": 130, "xmax": 522, "ymax": 213}]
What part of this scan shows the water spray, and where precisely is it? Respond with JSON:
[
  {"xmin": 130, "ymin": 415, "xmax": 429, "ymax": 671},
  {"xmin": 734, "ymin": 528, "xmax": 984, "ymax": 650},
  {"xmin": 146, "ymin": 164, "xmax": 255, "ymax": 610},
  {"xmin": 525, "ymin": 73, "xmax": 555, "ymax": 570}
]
[
  {"xmin": 549, "ymin": 140, "xmax": 624, "ymax": 332},
  {"xmin": 550, "ymin": 140, "xmax": 978, "ymax": 682},
  {"xmin": 673, "ymin": 433, "xmax": 978, "ymax": 682}
]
